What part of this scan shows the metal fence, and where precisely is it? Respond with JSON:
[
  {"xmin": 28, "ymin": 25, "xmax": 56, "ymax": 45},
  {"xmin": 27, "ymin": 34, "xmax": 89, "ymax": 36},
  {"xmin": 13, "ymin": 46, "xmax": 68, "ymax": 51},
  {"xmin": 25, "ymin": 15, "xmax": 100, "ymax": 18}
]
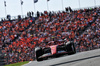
[{"xmin": 0, "ymin": 5, "xmax": 100, "ymax": 22}]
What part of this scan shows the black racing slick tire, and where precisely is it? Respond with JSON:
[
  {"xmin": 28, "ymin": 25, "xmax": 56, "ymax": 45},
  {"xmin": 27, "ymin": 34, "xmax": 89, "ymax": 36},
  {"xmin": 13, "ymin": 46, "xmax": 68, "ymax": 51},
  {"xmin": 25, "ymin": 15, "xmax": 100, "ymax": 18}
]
[
  {"xmin": 35, "ymin": 47, "xmax": 43, "ymax": 61},
  {"xmin": 65, "ymin": 41, "xmax": 76, "ymax": 55}
]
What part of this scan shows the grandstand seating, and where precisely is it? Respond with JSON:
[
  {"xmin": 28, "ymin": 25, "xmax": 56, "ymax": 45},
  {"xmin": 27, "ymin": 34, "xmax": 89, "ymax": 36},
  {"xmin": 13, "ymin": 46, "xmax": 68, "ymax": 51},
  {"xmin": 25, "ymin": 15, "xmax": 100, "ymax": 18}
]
[
  {"xmin": 0, "ymin": 7, "xmax": 100, "ymax": 64},
  {"xmin": 75, "ymin": 10, "xmax": 100, "ymax": 51}
]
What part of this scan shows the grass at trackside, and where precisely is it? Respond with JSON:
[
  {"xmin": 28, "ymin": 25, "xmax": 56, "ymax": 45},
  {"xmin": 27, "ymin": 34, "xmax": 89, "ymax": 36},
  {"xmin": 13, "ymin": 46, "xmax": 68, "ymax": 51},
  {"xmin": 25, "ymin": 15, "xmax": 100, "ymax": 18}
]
[{"xmin": 5, "ymin": 61, "xmax": 29, "ymax": 66}]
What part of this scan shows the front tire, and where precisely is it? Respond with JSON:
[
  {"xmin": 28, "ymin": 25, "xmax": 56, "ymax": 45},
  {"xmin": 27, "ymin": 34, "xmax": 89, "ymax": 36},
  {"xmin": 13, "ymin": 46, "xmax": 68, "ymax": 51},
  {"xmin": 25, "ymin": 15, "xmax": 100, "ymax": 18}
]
[{"xmin": 35, "ymin": 47, "xmax": 43, "ymax": 61}]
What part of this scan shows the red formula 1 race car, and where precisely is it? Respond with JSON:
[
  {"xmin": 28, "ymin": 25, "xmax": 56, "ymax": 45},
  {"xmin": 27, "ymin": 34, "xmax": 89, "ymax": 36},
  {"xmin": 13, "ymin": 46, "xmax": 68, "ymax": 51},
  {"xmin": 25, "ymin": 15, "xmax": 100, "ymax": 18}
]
[{"xmin": 35, "ymin": 41, "xmax": 76, "ymax": 61}]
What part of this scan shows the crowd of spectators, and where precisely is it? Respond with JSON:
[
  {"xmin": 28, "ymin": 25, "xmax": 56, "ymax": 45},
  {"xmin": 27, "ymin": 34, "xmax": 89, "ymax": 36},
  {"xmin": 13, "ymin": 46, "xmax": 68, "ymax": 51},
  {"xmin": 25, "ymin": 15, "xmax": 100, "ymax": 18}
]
[
  {"xmin": 0, "ymin": 7, "xmax": 100, "ymax": 64},
  {"xmin": 0, "ymin": 17, "xmax": 34, "ymax": 64},
  {"xmin": 75, "ymin": 12, "xmax": 100, "ymax": 52},
  {"xmin": 0, "ymin": 17, "xmax": 33, "ymax": 44},
  {"xmin": 19, "ymin": 7, "xmax": 98, "ymax": 47}
]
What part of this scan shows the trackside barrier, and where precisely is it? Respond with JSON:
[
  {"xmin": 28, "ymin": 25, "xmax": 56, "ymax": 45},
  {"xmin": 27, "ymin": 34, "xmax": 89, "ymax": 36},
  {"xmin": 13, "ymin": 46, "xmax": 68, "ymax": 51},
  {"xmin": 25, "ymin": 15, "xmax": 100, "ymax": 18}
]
[
  {"xmin": 0, "ymin": 49, "xmax": 6, "ymax": 66},
  {"xmin": 76, "ymin": 44, "xmax": 100, "ymax": 52},
  {"xmin": 4, "ymin": 50, "xmax": 35, "ymax": 65}
]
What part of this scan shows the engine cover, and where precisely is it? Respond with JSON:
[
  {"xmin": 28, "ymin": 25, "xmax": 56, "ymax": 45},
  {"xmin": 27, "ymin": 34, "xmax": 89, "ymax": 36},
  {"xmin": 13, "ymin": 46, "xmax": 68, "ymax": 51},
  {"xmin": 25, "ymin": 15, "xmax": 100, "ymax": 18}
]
[{"xmin": 50, "ymin": 45, "xmax": 57, "ymax": 54}]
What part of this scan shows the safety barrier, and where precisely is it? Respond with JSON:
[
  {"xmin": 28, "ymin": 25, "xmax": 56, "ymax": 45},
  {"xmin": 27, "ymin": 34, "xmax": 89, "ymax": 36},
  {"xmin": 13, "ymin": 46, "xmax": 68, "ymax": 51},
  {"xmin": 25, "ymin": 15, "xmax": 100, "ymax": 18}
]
[{"xmin": 0, "ymin": 49, "xmax": 6, "ymax": 66}]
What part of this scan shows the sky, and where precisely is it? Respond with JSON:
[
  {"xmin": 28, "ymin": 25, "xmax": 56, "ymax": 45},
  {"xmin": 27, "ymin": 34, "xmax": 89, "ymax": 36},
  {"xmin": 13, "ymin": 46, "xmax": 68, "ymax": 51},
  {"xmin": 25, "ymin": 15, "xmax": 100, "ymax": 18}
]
[{"xmin": 0, "ymin": 0, "xmax": 100, "ymax": 18}]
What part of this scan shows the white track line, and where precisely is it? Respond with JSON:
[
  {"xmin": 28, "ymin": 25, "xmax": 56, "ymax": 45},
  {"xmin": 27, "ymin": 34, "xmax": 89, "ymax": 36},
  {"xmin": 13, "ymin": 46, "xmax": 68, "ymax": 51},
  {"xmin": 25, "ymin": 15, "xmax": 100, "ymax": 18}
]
[{"xmin": 22, "ymin": 61, "xmax": 32, "ymax": 66}]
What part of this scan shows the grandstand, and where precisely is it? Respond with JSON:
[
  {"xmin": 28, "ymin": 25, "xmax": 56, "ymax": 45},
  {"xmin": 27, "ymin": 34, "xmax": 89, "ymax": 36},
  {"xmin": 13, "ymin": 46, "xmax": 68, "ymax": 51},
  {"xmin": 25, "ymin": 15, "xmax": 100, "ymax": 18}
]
[{"xmin": 0, "ymin": 6, "xmax": 100, "ymax": 65}]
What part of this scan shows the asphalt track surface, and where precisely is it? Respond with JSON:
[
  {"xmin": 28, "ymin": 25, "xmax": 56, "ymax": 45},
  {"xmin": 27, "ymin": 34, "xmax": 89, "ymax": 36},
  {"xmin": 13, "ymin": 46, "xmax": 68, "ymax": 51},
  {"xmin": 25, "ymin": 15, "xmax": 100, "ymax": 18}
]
[{"xmin": 23, "ymin": 49, "xmax": 100, "ymax": 66}]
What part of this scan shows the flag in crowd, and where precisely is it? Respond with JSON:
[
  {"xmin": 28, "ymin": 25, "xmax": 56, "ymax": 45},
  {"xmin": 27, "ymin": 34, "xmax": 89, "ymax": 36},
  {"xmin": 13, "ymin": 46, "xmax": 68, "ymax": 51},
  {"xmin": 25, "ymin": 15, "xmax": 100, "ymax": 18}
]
[
  {"xmin": 21, "ymin": 0, "xmax": 23, "ymax": 5},
  {"xmin": 4, "ymin": 1, "xmax": 6, "ymax": 7},
  {"xmin": 34, "ymin": 0, "xmax": 38, "ymax": 3}
]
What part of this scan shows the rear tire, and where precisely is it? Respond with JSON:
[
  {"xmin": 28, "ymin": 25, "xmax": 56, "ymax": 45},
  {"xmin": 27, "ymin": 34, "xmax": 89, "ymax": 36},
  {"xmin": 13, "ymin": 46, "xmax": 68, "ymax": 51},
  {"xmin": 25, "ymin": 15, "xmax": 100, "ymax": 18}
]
[{"xmin": 65, "ymin": 41, "xmax": 76, "ymax": 55}]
